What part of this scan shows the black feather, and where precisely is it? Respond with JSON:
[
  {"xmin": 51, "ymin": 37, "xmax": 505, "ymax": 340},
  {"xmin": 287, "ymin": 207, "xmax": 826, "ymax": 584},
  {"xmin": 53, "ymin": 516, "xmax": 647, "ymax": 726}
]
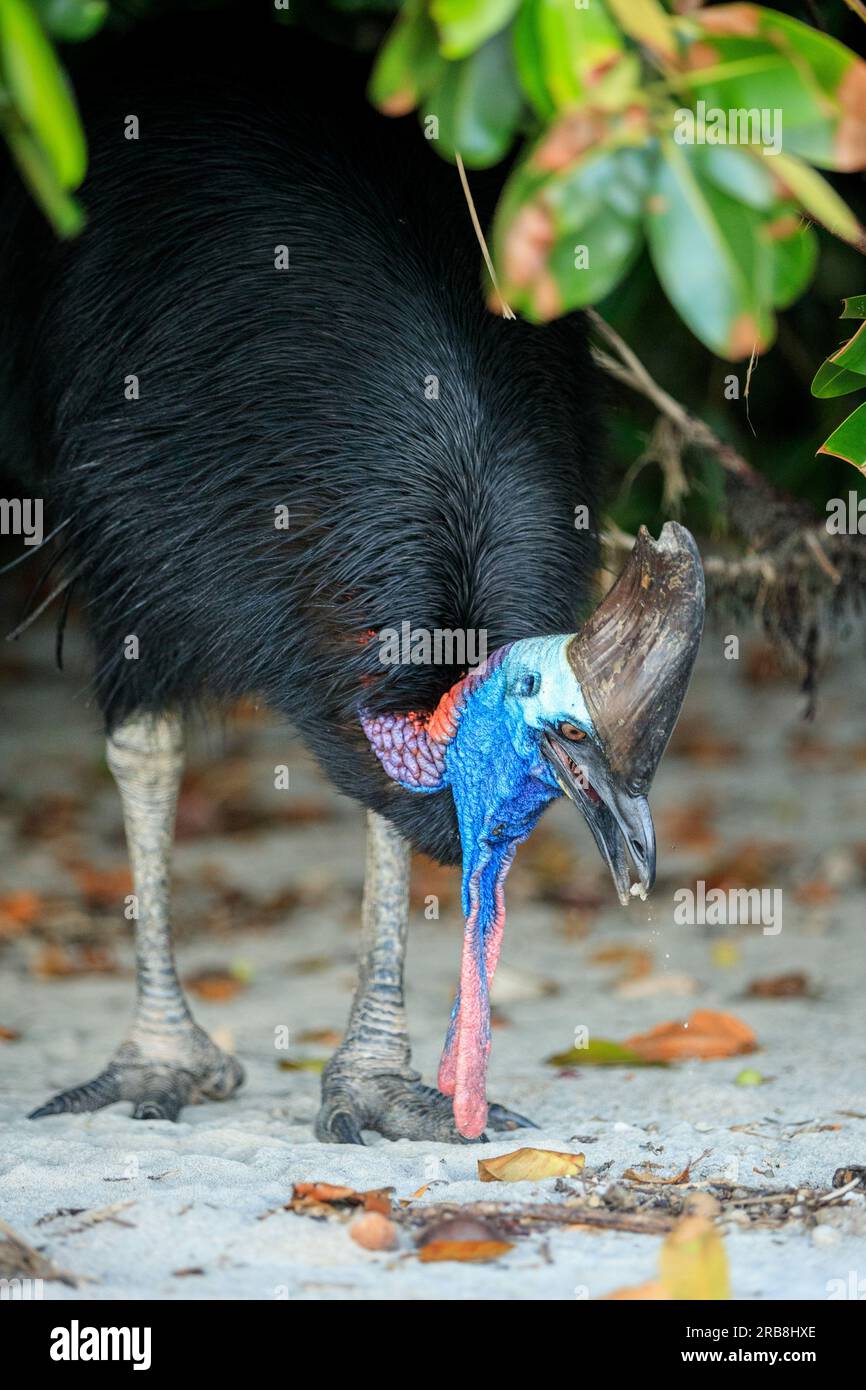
[{"xmin": 0, "ymin": 24, "xmax": 605, "ymax": 864}]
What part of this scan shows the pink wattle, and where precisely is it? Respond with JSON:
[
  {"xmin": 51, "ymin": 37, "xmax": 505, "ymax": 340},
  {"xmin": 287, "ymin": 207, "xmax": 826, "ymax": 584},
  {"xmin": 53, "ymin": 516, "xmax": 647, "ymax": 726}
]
[{"xmin": 438, "ymin": 848, "xmax": 514, "ymax": 1139}]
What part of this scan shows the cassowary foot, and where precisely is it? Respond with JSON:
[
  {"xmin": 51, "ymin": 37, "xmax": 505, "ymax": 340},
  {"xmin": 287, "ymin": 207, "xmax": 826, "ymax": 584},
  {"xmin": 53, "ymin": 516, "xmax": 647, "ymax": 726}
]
[
  {"xmin": 315, "ymin": 1063, "xmax": 536, "ymax": 1144},
  {"xmin": 29, "ymin": 1027, "xmax": 244, "ymax": 1122}
]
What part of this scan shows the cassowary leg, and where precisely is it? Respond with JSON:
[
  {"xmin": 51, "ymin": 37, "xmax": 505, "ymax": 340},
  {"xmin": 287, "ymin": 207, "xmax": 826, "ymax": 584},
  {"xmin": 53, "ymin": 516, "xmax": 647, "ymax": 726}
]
[
  {"xmin": 30, "ymin": 714, "xmax": 243, "ymax": 1121},
  {"xmin": 315, "ymin": 810, "xmax": 533, "ymax": 1144}
]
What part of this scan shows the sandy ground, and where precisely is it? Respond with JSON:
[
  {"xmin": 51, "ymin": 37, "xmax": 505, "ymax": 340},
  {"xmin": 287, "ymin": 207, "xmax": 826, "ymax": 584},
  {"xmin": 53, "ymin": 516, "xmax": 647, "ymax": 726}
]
[{"xmin": 1, "ymin": 619, "xmax": 866, "ymax": 1301}]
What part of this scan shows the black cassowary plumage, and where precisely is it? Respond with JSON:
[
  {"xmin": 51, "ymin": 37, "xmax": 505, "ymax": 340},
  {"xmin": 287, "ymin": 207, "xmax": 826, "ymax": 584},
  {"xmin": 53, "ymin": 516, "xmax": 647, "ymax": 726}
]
[{"xmin": 0, "ymin": 24, "xmax": 605, "ymax": 866}]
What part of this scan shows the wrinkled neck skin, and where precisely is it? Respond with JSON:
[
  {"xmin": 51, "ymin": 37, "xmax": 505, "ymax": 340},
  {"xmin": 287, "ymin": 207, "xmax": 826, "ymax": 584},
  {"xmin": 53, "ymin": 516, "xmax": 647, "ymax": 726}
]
[
  {"xmin": 435, "ymin": 665, "xmax": 558, "ymax": 1138},
  {"xmin": 362, "ymin": 643, "xmax": 570, "ymax": 1138}
]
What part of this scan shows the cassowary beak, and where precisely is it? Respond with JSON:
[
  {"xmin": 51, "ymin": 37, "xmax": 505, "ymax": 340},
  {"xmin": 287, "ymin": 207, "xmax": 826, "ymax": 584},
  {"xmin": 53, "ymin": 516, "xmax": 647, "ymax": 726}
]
[
  {"xmin": 542, "ymin": 727, "xmax": 655, "ymax": 904},
  {"xmin": 547, "ymin": 521, "xmax": 704, "ymax": 904}
]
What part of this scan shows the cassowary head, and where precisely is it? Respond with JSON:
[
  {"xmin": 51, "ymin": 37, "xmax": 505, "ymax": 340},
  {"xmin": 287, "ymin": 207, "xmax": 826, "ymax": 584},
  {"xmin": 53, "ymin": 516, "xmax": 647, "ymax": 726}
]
[{"xmin": 363, "ymin": 522, "xmax": 705, "ymax": 1137}]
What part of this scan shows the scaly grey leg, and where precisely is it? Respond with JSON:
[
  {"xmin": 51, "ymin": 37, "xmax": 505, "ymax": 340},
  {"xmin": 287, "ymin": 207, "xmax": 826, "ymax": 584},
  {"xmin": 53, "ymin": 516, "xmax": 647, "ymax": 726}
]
[
  {"xmin": 30, "ymin": 713, "xmax": 243, "ymax": 1121},
  {"xmin": 315, "ymin": 810, "xmax": 534, "ymax": 1144}
]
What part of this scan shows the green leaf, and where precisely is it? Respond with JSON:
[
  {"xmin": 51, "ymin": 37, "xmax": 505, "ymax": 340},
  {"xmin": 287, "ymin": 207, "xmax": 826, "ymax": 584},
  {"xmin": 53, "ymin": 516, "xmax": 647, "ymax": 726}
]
[
  {"xmin": 811, "ymin": 358, "xmax": 866, "ymax": 399},
  {"xmin": 539, "ymin": 0, "xmax": 625, "ymax": 111},
  {"xmin": 819, "ymin": 399, "xmax": 866, "ymax": 473},
  {"xmin": 368, "ymin": 0, "xmax": 447, "ymax": 116},
  {"xmin": 32, "ymin": 0, "xmax": 107, "ymax": 43},
  {"xmin": 646, "ymin": 137, "xmax": 774, "ymax": 359},
  {"xmin": 841, "ymin": 294, "xmax": 866, "ymax": 320},
  {"xmin": 494, "ymin": 138, "xmax": 651, "ymax": 319},
  {"xmin": 2, "ymin": 116, "xmax": 84, "ymax": 234},
  {"xmin": 512, "ymin": 0, "xmax": 555, "ymax": 119},
  {"xmin": 546, "ymin": 1038, "xmax": 667, "ymax": 1067},
  {"xmin": 431, "ymin": 0, "xmax": 519, "ymax": 61},
  {"xmin": 831, "ymin": 319, "xmax": 866, "ymax": 375},
  {"xmin": 764, "ymin": 209, "xmax": 817, "ymax": 310},
  {"xmin": 0, "ymin": 0, "xmax": 87, "ymax": 188},
  {"xmin": 768, "ymin": 152, "xmax": 864, "ymax": 248},
  {"xmin": 682, "ymin": 6, "xmax": 866, "ymax": 171},
  {"xmin": 423, "ymin": 29, "xmax": 523, "ymax": 168},
  {"xmin": 700, "ymin": 144, "xmax": 774, "ymax": 210}
]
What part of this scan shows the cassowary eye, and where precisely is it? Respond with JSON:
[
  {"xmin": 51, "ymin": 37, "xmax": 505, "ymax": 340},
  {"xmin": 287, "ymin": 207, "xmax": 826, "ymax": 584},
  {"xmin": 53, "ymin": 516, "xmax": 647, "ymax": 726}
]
[{"xmin": 560, "ymin": 722, "xmax": 586, "ymax": 742}]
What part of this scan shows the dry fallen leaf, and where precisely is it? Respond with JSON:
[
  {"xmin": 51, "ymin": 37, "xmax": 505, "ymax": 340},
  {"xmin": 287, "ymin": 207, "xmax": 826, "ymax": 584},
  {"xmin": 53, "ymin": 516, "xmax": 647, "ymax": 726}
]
[
  {"xmin": 659, "ymin": 1214, "xmax": 731, "ymax": 1300},
  {"xmin": 0, "ymin": 890, "xmax": 42, "ymax": 937},
  {"xmin": 660, "ymin": 802, "xmax": 719, "ymax": 852},
  {"xmin": 603, "ymin": 1210, "xmax": 730, "ymax": 1301},
  {"xmin": 417, "ymin": 1216, "xmax": 513, "ymax": 1264},
  {"xmin": 33, "ymin": 944, "xmax": 117, "ymax": 980},
  {"xmin": 478, "ymin": 1147, "xmax": 585, "ymax": 1183},
  {"xmin": 295, "ymin": 1027, "xmax": 342, "ymax": 1046},
  {"xmin": 0, "ymin": 1025, "xmax": 20, "ymax": 1042},
  {"xmin": 289, "ymin": 1183, "xmax": 392, "ymax": 1217},
  {"xmin": 185, "ymin": 968, "xmax": 247, "ymax": 1002},
  {"xmin": 69, "ymin": 862, "xmax": 133, "ymax": 908},
  {"xmin": 624, "ymin": 1150, "xmax": 710, "ymax": 1186},
  {"xmin": 625, "ymin": 1009, "xmax": 756, "ymax": 1062},
  {"xmin": 418, "ymin": 1239, "xmax": 513, "ymax": 1264},
  {"xmin": 747, "ymin": 972, "xmax": 811, "ymax": 999},
  {"xmin": 546, "ymin": 1038, "xmax": 665, "ymax": 1068},
  {"xmin": 276, "ymin": 1057, "xmax": 326, "ymax": 1073}
]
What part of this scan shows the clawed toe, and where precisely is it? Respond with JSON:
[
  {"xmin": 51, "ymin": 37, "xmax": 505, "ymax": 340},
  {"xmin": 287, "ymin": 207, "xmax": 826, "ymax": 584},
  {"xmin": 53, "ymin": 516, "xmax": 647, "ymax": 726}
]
[
  {"xmin": 29, "ymin": 1038, "xmax": 244, "ymax": 1123},
  {"xmin": 315, "ymin": 1066, "xmax": 535, "ymax": 1144},
  {"xmin": 486, "ymin": 1102, "xmax": 538, "ymax": 1132}
]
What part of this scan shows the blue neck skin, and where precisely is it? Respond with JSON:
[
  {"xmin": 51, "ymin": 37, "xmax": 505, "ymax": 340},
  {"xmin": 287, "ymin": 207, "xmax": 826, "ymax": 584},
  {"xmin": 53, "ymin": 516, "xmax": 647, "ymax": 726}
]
[{"xmin": 437, "ymin": 665, "xmax": 561, "ymax": 1101}]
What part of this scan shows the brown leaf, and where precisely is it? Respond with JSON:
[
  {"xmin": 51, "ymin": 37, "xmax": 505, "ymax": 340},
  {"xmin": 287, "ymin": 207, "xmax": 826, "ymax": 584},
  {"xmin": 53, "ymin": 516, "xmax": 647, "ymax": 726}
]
[
  {"xmin": 625, "ymin": 1009, "xmax": 756, "ymax": 1062},
  {"xmin": 478, "ymin": 1147, "xmax": 585, "ymax": 1183},
  {"xmin": 418, "ymin": 1239, "xmax": 513, "ymax": 1264},
  {"xmin": 624, "ymin": 1150, "xmax": 710, "ymax": 1186},
  {"xmin": 0, "ymin": 1025, "xmax": 20, "ymax": 1042},
  {"xmin": 289, "ymin": 1183, "xmax": 393, "ymax": 1217},
  {"xmin": 659, "ymin": 802, "xmax": 718, "ymax": 853},
  {"xmin": 747, "ymin": 972, "xmax": 811, "ymax": 999},
  {"xmin": 185, "ymin": 968, "xmax": 247, "ymax": 1002},
  {"xmin": 69, "ymin": 862, "xmax": 133, "ymax": 908},
  {"xmin": 33, "ymin": 944, "xmax": 117, "ymax": 980},
  {"xmin": 704, "ymin": 842, "xmax": 790, "ymax": 893},
  {"xmin": 295, "ymin": 1027, "xmax": 342, "ymax": 1046},
  {"xmin": 0, "ymin": 890, "xmax": 43, "ymax": 934}
]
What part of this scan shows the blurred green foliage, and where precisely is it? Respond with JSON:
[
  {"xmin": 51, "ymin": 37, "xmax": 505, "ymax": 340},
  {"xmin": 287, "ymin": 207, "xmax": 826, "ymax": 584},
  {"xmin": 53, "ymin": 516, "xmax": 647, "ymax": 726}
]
[{"xmin": 1, "ymin": 0, "xmax": 864, "ymax": 529}]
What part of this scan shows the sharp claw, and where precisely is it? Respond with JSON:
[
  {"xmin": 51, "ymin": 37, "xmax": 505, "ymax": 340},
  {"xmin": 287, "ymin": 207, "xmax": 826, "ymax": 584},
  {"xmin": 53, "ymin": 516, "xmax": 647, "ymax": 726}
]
[
  {"xmin": 486, "ymin": 1103, "xmax": 538, "ymax": 1132},
  {"xmin": 28, "ymin": 1098, "xmax": 66, "ymax": 1120},
  {"xmin": 132, "ymin": 1099, "xmax": 180, "ymax": 1122},
  {"xmin": 330, "ymin": 1110, "xmax": 365, "ymax": 1145},
  {"xmin": 29, "ymin": 1071, "xmax": 120, "ymax": 1119}
]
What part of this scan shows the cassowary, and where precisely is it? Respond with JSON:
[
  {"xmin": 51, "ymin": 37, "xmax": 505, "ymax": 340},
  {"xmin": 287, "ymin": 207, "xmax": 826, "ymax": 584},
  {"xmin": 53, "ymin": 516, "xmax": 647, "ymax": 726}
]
[{"xmin": 0, "ymin": 28, "xmax": 704, "ymax": 1142}]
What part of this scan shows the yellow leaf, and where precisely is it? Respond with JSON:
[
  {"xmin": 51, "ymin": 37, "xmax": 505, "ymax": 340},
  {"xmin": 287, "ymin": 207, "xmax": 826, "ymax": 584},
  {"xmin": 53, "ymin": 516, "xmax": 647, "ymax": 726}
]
[
  {"xmin": 478, "ymin": 1147, "xmax": 585, "ymax": 1183},
  {"xmin": 659, "ymin": 1215, "xmax": 731, "ymax": 1300}
]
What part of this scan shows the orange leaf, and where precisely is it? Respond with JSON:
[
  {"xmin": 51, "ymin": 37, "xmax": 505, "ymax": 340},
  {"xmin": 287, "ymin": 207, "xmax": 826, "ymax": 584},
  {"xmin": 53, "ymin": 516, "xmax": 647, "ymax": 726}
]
[
  {"xmin": 625, "ymin": 1009, "xmax": 756, "ymax": 1062},
  {"xmin": 185, "ymin": 969, "xmax": 246, "ymax": 1002},
  {"xmin": 418, "ymin": 1239, "xmax": 513, "ymax": 1264}
]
